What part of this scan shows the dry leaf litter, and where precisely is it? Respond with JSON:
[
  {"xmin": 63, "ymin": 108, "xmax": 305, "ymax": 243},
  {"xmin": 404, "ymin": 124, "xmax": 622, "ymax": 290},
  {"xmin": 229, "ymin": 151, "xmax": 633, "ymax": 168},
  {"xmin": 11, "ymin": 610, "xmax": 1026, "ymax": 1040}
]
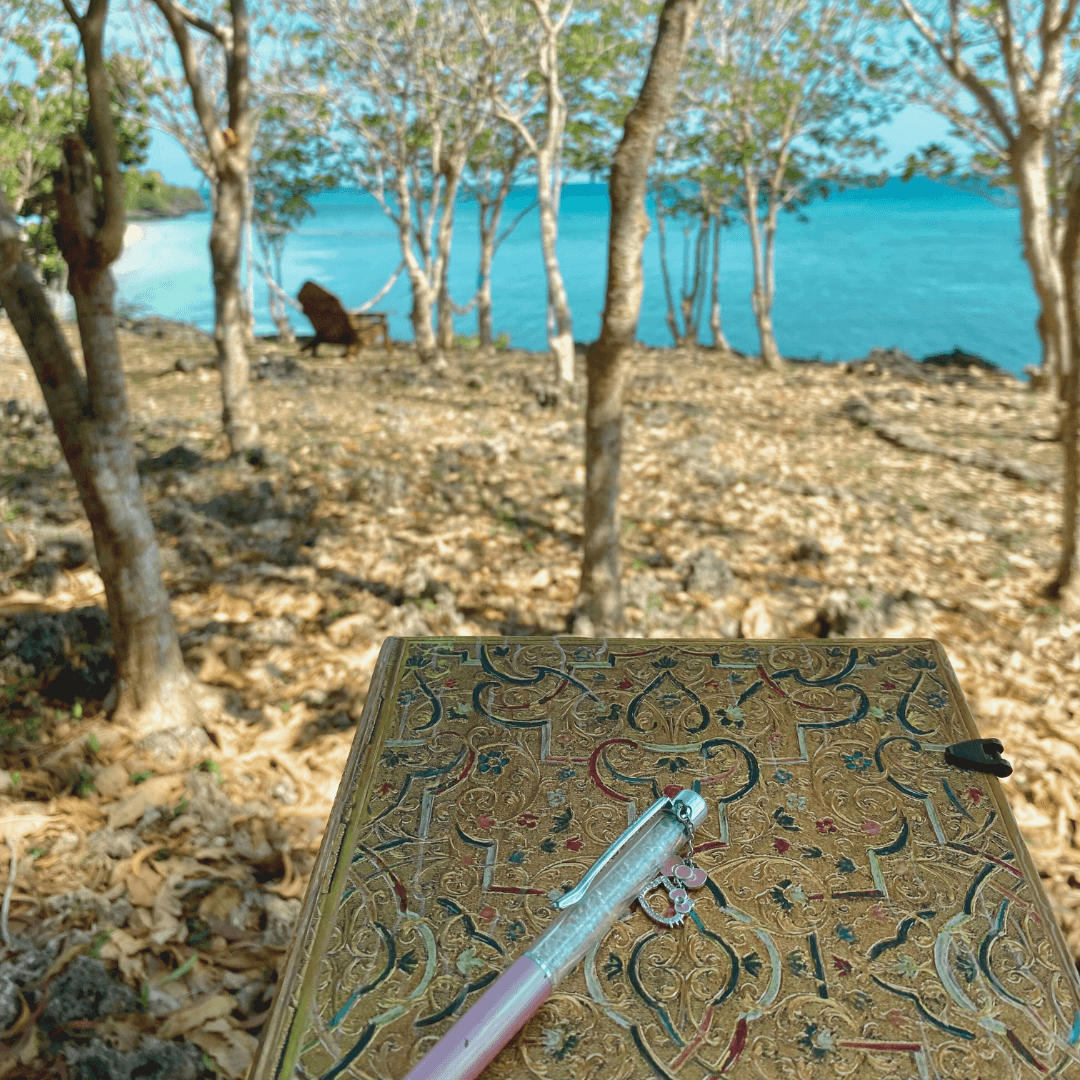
[{"xmin": 0, "ymin": 318, "xmax": 1077, "ymax": 1078}]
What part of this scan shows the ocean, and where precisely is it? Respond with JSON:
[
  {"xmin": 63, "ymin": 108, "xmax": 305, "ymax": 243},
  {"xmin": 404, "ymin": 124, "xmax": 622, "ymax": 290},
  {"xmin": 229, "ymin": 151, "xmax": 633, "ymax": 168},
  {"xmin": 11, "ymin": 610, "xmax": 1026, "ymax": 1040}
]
[{"xmin": 113, "ymin": 176, "xmax": 1039, "ymax": 375}]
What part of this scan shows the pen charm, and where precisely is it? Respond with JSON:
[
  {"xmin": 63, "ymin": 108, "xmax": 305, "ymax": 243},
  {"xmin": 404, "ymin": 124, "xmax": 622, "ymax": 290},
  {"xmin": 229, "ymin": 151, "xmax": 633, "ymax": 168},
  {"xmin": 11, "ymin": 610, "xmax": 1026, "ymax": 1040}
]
[{"xmin": 638, "ymin": 855, "xmax": 708, "ymax": 926}]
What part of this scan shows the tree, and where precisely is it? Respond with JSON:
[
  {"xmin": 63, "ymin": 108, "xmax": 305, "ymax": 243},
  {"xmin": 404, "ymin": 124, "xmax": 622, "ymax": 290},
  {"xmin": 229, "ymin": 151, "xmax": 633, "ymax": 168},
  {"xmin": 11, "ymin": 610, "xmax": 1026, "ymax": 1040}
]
[
  {"xmin": 651, "ymin": 161, "xmax": 714, "ymax": 347},
  {"xmin": 251, "ymin": 100, "xmax": 336, "ymax": 344},
  {"xmin": 1057, "ymin": 161, "xmax": 1080, "ymax": 596},
  {"xmin": 888, "ymin": 0, "xmax": 1080, "ymax": 395},
  {"xmin": 574, "ymin": 0, "xmax": 702, "ymax": 633},
  {"xmin": 1, "ymin": 12, "xmax": 150, "ymax": 299},
  {"xmin": 0, "ymin": 0, "xmax": 201, "ymax": 743},
  {"xmin": 468, "ymin": 0, "xmax": 580, "ymax": 388},
  {"xmin": 458, "ymin": 124, "xmax": 535, "ymax": 350},
  {"xmin": 124, "ymin": 0, "xmax": 260, "ymax": 456},
  {"xmin": 685, "ymin": 0, "xmax": 890, "ymax": 369},
  {"xmin": 304, "ymin": 0, "xmax": 490, "ymax": 369}
]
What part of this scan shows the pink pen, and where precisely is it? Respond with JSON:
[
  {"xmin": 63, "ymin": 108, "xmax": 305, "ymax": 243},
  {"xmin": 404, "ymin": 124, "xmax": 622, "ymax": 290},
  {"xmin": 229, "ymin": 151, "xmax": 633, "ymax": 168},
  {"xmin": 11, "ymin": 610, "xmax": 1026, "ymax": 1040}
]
[{"xmin": 403, "ymin": 788, "xmax": 708, "ymax": 1080}]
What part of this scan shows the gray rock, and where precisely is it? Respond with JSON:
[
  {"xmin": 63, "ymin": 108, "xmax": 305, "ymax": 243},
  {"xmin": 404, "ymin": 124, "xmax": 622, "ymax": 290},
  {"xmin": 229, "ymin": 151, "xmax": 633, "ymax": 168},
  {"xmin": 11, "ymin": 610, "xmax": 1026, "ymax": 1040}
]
[
  {"xmin": 247, "ymin": 616, "xmax": 297, "ymax": 646},
  {"xmin": 624, "ymin": 573, "xmax": 667, "ymax": 613},
  {"xmin": 0, "ymin": 943, "xmax": 53, "ymax": 987},
  {"xmin": 0, "ymin": 971, "xmax": 20, "ymax": 1031},
  {"xmin": 64, "ymin": 1036, "xmax": 202, "ymax": 1080},
  {"xmin": 86, "ymin": 827, "xmax": 141, "ymax": 861},
  {"xmin": 40, "ymin": 956, "xmax": 137, "ymax": 1033},
  {"xmin": 812, "ymin": 588, "xmax": 930, "ymax": 638},
  {"xmin": 683, "ymin": 549, "xmax": 733, "ymax": 596},
  {"xmin": 261, "ymin": 894, "xmax": 301, "ymax": 948},
  {"xmin": 135, "ymin": 723, "xmax": 210, "ymax": 766},
  {"xmin": 137, "ymin": 444, "xmax": 202, "ymax": 474}
]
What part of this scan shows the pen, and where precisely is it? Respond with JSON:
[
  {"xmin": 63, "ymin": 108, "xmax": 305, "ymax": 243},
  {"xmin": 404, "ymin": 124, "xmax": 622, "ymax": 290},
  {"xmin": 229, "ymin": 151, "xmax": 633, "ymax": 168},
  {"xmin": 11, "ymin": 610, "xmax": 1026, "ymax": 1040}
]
[{"xmin": 403, "ymin": 788, "xmax": 708, "ymax": 1080}]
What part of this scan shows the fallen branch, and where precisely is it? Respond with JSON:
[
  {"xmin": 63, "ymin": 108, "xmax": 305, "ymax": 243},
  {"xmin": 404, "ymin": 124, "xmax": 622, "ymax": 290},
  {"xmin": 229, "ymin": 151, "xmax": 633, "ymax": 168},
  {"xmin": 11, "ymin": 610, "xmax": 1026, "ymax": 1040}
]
[
  {"xmin": 843, "ymin": 397, "xmax": 1050, "ymax": 485},
  {"xmin": 350, "ymin": 261, "xmax": 404, "ymax": 314}
]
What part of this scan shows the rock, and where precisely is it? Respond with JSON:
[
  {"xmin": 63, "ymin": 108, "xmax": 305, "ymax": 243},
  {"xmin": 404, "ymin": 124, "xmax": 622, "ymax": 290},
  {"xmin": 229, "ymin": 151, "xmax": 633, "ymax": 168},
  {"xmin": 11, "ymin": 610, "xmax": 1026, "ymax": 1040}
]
[
  {"xmin": 0, "ymin": 537, "xmax": 23, "ymax": 575},
  {"xmin": 811, "ymin": 587, "xmax": 933, "ymax": 638},
  {"xmin": 125, "ymin": 316, "xmax": 211, "ymax": 344},
  {"xmin": 0, "ymin": 970, "xmax": 20, "ymax": 1032},
  {"xmin": 527, "ymin": 567, "xmax": 551, "ymax": 590},
  {"xmin": 270, "ymin": 776, "xmax": 298, "ymax": 805},
  {"xmin": 86, "ymin": 827, "xmax": 140, "ymax": 860},
  {"xmin": 247, "ymin": 616, "xmax": 297, "ymax": 646},
  {"xmin": 94, "ymin": 762, "xmax": 131, "ymax": 799},
  {"xmin": 683, "ymin": 549, "xmax": 733, "ymax": 596},
  {"xmin": 401, "ymin": 559, "xmax": 432, "ymax": 600},
  {"xmin": 792, "ymin": 537, "xmax": 829, "ymax": 563},
  {"xmin": 624, "ymin": 573, "xmax": 666, "ymax": 614},
  {"xmin": 64, "ymin": 1036, "xmax": 202, "ymax": 1080},
  {"xmin": 39, "ymin": 956, "xmax": 137, "ymax": 1034},
  {"xmin": 841, "ymin": 395, "xmax": 874, "ymax": 425},
  {"xmin": 945, "ymin": 508, "xmax": 992, "ymax": 535},
  {"xmin": 694, "ymin": 465, "xmax": 740, "ymax": 490},
  {"xmin": 137, "ymin": 444, "xmax": 202, "ymax": 474},
  {"xmin": 845, "ymin": 346, "xmax": 926, "ymax": 380},
  {"xmin": 174, "ymin": 356, "xmax": 199, "ymax": 373},
  {"xmin": 131, "ymin": 726, "xmax": 210, "ymax": 771},
  {"xmin": 44, "ymin": 644, "xmax": 116, "ymax": 704},
  {"xmin": 740, "ymin": 595, "xmax": 789, "ymax": 639},
  {"xmin": 325, "ymin": 613, "xmax": 371, "ymax": 647},
  {"xmin": 260, "ymin": 894, "xmax": 301, "ymax": 948},
  {"xmin": 253, "ymin": 355, "xmax": 305, "ymax": 382},
  {"xmin": 921, "ymin": 346, "xmax": 1001, "ymax": 373},
  {"xmin": 3, "ymin": 606, "xmax": 110, "ymax": 668},
  {"xmin": 522, "ymin": 373, "xmax": 561, "ymax": 408},
  {"xmin": 198, "ymin": 481, "xmax": 279, "ymax": 527}
]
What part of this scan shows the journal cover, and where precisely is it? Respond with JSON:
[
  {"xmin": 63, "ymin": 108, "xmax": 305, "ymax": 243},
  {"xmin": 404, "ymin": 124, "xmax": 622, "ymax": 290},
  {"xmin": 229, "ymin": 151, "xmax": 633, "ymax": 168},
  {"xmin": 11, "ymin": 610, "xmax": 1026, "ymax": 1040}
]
[{"xmin": 253, "ymin": 637, "xmax": 1080, "ymax": 1079}]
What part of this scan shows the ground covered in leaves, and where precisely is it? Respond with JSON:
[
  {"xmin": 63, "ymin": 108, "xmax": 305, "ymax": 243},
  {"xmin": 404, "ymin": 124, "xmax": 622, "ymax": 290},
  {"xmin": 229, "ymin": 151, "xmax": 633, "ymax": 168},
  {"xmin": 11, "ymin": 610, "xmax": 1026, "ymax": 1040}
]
[{"xmin": 0, "ymin": 316, "xmax": 1077, "ymax": 1077}]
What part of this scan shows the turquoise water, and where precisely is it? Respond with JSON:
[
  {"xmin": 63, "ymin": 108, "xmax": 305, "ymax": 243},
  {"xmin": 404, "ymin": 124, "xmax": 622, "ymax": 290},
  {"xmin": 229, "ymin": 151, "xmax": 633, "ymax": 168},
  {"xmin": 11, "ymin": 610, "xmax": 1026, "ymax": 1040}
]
[{"xmin": 113, "ymin": 177, "xmax": 1038, "ymax": 374}]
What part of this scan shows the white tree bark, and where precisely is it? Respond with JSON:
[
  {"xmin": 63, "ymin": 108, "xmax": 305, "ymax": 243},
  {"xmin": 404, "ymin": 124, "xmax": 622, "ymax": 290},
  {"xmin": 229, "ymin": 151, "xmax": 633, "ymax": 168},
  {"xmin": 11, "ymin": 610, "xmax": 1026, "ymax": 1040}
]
[{"xmin": 468, "ymin": 0, "xmax": 577, "ymax": 387}]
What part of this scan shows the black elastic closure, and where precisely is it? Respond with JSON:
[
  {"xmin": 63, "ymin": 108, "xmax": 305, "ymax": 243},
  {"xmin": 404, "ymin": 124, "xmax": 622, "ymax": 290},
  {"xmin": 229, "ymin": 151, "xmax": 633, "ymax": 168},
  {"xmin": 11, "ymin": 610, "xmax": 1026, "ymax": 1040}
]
[{"xmin": 944, "ymin": 738, "xmax": 1012, "ymax": 778}]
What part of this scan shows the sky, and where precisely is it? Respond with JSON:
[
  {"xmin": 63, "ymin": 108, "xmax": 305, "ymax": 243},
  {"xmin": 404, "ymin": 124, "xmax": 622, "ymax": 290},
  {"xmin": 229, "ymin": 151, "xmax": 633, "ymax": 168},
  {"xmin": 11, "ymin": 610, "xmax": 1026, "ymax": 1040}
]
[{"xmin": 146, "ymin": 103, "xmax": 965, "ymax": 190}]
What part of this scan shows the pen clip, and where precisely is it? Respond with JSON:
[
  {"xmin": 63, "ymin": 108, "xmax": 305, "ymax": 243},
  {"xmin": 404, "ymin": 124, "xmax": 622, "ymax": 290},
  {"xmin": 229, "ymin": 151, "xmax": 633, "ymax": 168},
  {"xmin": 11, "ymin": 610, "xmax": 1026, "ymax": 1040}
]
[{"xmin": 553, "ymin": 795, "xmax": 674, "ymax": 911}]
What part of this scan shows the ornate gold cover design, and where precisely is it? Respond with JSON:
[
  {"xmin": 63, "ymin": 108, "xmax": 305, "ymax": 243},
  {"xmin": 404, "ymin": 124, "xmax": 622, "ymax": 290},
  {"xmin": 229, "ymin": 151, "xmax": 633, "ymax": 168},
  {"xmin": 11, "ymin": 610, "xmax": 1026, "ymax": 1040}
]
[{"xmin": 253, "ymin": 638, "xmax": 1080, "ymax": 1079}]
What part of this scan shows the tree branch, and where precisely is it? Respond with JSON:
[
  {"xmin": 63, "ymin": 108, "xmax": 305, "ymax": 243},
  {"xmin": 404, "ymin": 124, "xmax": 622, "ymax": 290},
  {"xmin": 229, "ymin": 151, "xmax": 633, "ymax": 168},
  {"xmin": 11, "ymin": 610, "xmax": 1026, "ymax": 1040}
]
[
  {"xmin": 149, "ymin": 0, "xmax": 227, "ymax": 164},
  {"xmin": 351, "ymin": 260, "xmax": 405, "ymax": 314}
]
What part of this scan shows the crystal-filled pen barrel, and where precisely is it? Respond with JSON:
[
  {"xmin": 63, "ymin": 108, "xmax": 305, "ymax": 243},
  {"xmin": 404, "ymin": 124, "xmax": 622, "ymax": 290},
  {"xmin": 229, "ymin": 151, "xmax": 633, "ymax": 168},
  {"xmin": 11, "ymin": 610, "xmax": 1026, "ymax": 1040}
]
[{"xmin": 401, "ymin": 789, "xmax": 708, "ymax": 1080}]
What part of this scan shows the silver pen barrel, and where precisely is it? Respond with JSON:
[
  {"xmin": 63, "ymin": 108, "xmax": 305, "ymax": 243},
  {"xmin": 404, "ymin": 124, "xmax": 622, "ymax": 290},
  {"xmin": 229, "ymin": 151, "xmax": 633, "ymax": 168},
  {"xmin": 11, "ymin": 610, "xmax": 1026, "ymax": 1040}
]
[{"xmin": 526, "ymin": 790, "xmax": 707, "ymax": 984}]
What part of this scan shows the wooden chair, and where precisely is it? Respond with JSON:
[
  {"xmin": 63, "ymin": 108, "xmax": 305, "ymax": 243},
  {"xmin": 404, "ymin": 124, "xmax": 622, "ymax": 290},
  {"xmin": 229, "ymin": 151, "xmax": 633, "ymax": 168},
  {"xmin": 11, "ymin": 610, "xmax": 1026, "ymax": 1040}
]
[{"xmin": 297, "ymin": 280, "xmax": 390, "ymax": 356}]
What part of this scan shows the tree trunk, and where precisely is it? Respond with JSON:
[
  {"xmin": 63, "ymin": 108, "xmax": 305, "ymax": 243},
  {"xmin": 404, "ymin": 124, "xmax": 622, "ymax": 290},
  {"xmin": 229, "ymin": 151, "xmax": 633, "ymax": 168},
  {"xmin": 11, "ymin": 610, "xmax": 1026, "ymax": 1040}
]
[
  {"xmin": 1, "ymin": 150, "xmax": 200, "ymax": 744},
  {"xmin": 575, "ymin": 0, "xmax": 702, "ymax": 633},
  {"xmin": 477, "ymin": 211, "xmax": 496, "ymax": 349},
  {"xmin": 437, "ymin": 250, "xmax": 455, "ymax": 352},
  {"xmin": 535, "ymin": 148, "xmax": 575, "ymax": 387},
  {"xmin": 243, "ymin": 171, "xmax": 256, "ymax": 347},
  {"xmin": 271, "ymin": 302, "xmax": 295, "ymax": 346},
  {"xmin": 709, "ymin": 213, "xmax": 730, "ymax": 351},
  {"xmin": 745, "ymin": 170, "xmax": 783, "ymax": 370},
  {"xmin": 1014, "ymin": 132, "xmax": 1068, "ymax": 396},
  {"xmin": 211, "ymin": 167, "xmax": 259, "ymax": 453},
  {"xmin": 655, "ymin": 187, "xmax": 682, "ymax": 345},
  {"xmin": 434, "ymin": 167, "xmax": 463, "ymax": 355},
  {"xmin": 405, "ymin": 258, "xmax": 440, "ymax": 365},
  {"xmin": 679, "ymin": 224, "xmax": 698, "ymax": 347},
  {"xmin": 1052, "ymin": 166, "xmax": 1080, "ymax": 597}
]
